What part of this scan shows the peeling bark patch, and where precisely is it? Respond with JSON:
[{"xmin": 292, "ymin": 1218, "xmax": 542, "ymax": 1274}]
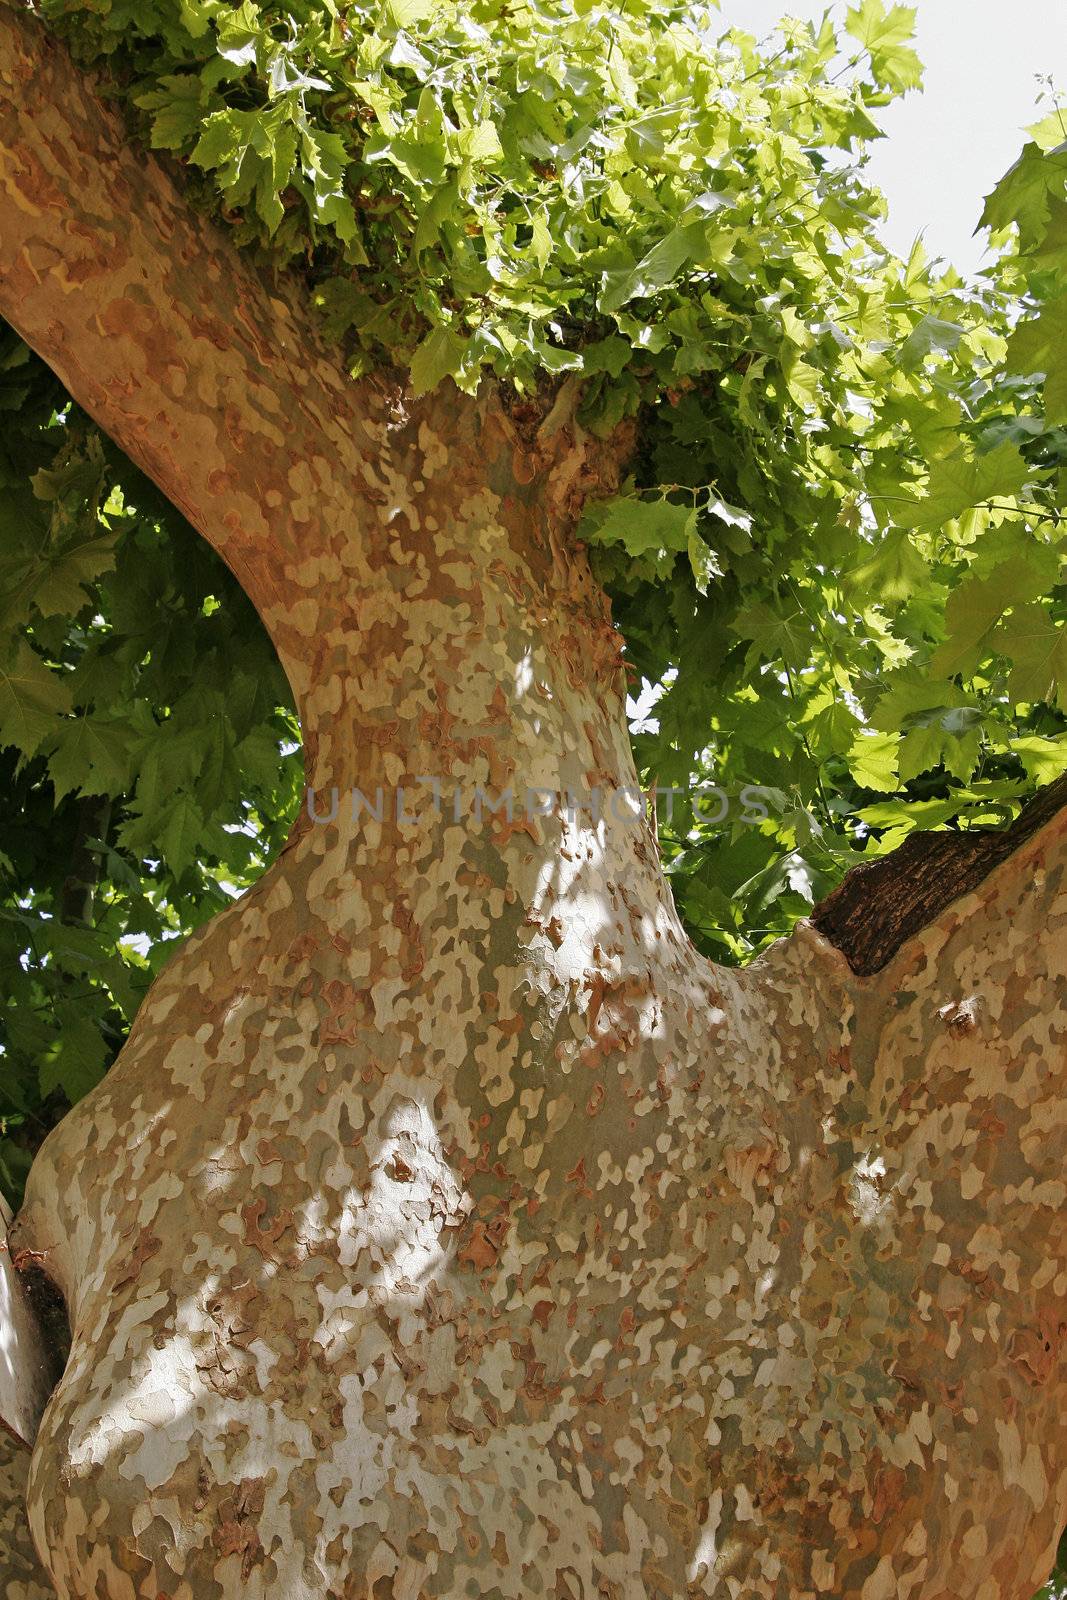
[{"xmin": 212, "ymin": 1478, "xmax": 267, "ymax": 1580}]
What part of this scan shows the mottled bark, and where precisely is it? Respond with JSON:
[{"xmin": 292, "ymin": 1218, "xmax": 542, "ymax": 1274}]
[
  {"xmin": 2, "ymin": 9, "xmax": 1067, "ymax": 1600},
  {"xmin": 0, "ymin": 1432, "xmax": 52, "ymax": 1600}
]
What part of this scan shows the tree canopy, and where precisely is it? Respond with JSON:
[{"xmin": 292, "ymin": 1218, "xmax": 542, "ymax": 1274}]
[{"xmin": 1, "ymin": 0, "xmax": 1066, "ymax": 1221}]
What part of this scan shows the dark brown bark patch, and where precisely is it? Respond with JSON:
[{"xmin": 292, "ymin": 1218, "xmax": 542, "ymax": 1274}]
[
  {"xmin": 811, "ymin": 774, "xmax": 1067, "ymax": 976},
  {"xmin": 14, "ymin": 1259, "xmax": 70, "ymax": 1386}
]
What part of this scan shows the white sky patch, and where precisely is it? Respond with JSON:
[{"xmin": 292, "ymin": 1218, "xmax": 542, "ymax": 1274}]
[
  {"xmin": 627, "ymin": 670, "xmax": 675, "ymax": 734},
  {"xmin": 722, "ymin": 0, "xmax": 1064, "ymax": 275}
]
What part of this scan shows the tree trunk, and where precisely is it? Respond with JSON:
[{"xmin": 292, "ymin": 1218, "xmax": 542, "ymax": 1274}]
[{"xmin": 2, "ymin": 11, "xmax": 1066, "ymax": 1600}]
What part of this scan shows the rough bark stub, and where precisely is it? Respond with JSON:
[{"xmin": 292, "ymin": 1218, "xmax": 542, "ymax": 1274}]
[{"xmin": 812, "ymin": 772, "xmax": 1067, "ymax": 975}]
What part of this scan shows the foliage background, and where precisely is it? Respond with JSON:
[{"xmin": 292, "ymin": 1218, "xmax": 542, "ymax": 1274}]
[{"xmin": 1, "ymin": 2, "xmax": 1066, "ymax": 1588}]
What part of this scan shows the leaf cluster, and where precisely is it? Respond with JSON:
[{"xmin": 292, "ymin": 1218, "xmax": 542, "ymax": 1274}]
[{"xmin": 39, "ymin": 0, "xmax": 918, "ymax": 409}]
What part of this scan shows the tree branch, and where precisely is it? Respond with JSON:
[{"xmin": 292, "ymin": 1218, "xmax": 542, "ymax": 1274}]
[
  {"xmin": 812, "ymin": 774, "xmax": 1067, "ymax": 974},
  {"xmin": 0, "ymin": 6, "xmax": 630, "ymax": 718},
  {"xmin": 0, "ymin": 4, "xmax": 405, "ymax": 657}
]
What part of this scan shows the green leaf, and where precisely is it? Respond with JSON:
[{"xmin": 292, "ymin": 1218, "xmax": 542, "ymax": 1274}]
[
  {"xmin": 981, "ymin": 144, "xmax": 1067, "ymax": 248},
  {"xmin": 38, "ymin": 1013, "xmax": 108, "ymax": 1104},
  {"xmin": 705, "ymin": 498, "xmax": 753, "ymax": 541},
  {"xmin": 995, "ymin": 604, "xmax": 1067, "ymax": 707},
  {"xmin": 1006, "ymin": 294, "xmax": 1067, "ymax": 425},
  {"xmin": 782, "ymin": 353, "xmax": 820, "ymax": 410},
  {"xmin": 190, "ymin": 109, "xmax": 245, "ymax": 174},
  {"xmin": 932, "ymin": 555, "xmax": 1059, "ymax": 679},
  {"xmin": 580, "ymin": 337, "xmax": 631, "ymax": 378},
  {"xmin": 216, "ymin": 1, "xmax": 262, "ymax": 69},
  {"xmin": 731, "ymin": 599, "xmax": 812, "ymax": 671},
  {"xmin": 733, "ymin": 848, "xmax": 835, "ymax": 913},
  {"xmin": 847, "ymin": 728, "xmax": 902, "ymax": 792},
  {"xmin": 897, "ymin": 316, "xmax": 963, "ymax": 373},
  {"xmin": 457, "ymin": 122, "xmax": 502, "ymax": 164},
  {"xmin": 134, "ymin": 75, "xmax": 206, "ymax": 151},
  {"xmin": 0, "ymin": 642, "xmax": 71, "ymax": 759},
  {"xmin": 598, "ymin": 224, "xmax": 702, "ymax": 315},
  {"xmin": 412, "ymin": 180, "xmax": 460, "ymax": 255},
  {"xmin": 844, "ymin": 0, "xmax": 923, "ymax": 91},
  {"xmin": 46, "ymin": 716, "xmax": 132, "ymax": 802},
  {"xmin": 1026, "ymin": 111, "xmax": 1067, "ymax": 155},
  {"xmin": 898, "ymin": 713, "xmax": 982, "ymax": 784},
  {"xmin": 898, "ymin": 441, "xmax": 1030, "ymax": 532},
  {"xmin": 530, "ymin": 212, "xmax": 552, "ymax": 271},
  {"xmin": 177, "ymin": 0, "xmax": 226, "ymax": 39},
  {"xmin": 387, "ymin": 0, "xmax": 433, "ymax": 24},
  {"xmin": 157, "ymin": 793, "xmax": 207, "ymax": 877},
  {"xmin": 408, "ymin": 325, "xmax": 468, "ymax": 395},
  {"xmin": 1010, "ymin": 735, "xmax": 1067, "ymax": 784},
  {"xmin": 842, "ymin": 528, "xmax": 927, "ymax": 603},
  {"xmin": 804, "ymin": 697, "xmax": 861, "ymax": 760},
  {"xmin": 582, "ymin": 497, "xmax": 697, "ymax": 568},
  {"xmin": 25, "ymin": 531, "xmax": 118, "ymax": 622},
  {"xmin": 687, "ymin": 530, "xmax": 722, "ymax": 596}
]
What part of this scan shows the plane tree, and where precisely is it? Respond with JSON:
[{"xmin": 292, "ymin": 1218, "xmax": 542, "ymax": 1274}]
[{"xmin": 2, "ymin": 2, "xmax": 1067, "ymax": 1596}]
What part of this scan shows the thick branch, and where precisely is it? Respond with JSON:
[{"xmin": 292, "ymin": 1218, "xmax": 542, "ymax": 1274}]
[
  {"xmin": 0, "ymin": 4, "xmax": 399, "ymax": 635},
  {"xmin": 812, "ymin": 773, "xmax": 1067, "ymax": 974},
  {"xmin": 0, "ymin": 5, "xmax": 631, "ymax": 734}
]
